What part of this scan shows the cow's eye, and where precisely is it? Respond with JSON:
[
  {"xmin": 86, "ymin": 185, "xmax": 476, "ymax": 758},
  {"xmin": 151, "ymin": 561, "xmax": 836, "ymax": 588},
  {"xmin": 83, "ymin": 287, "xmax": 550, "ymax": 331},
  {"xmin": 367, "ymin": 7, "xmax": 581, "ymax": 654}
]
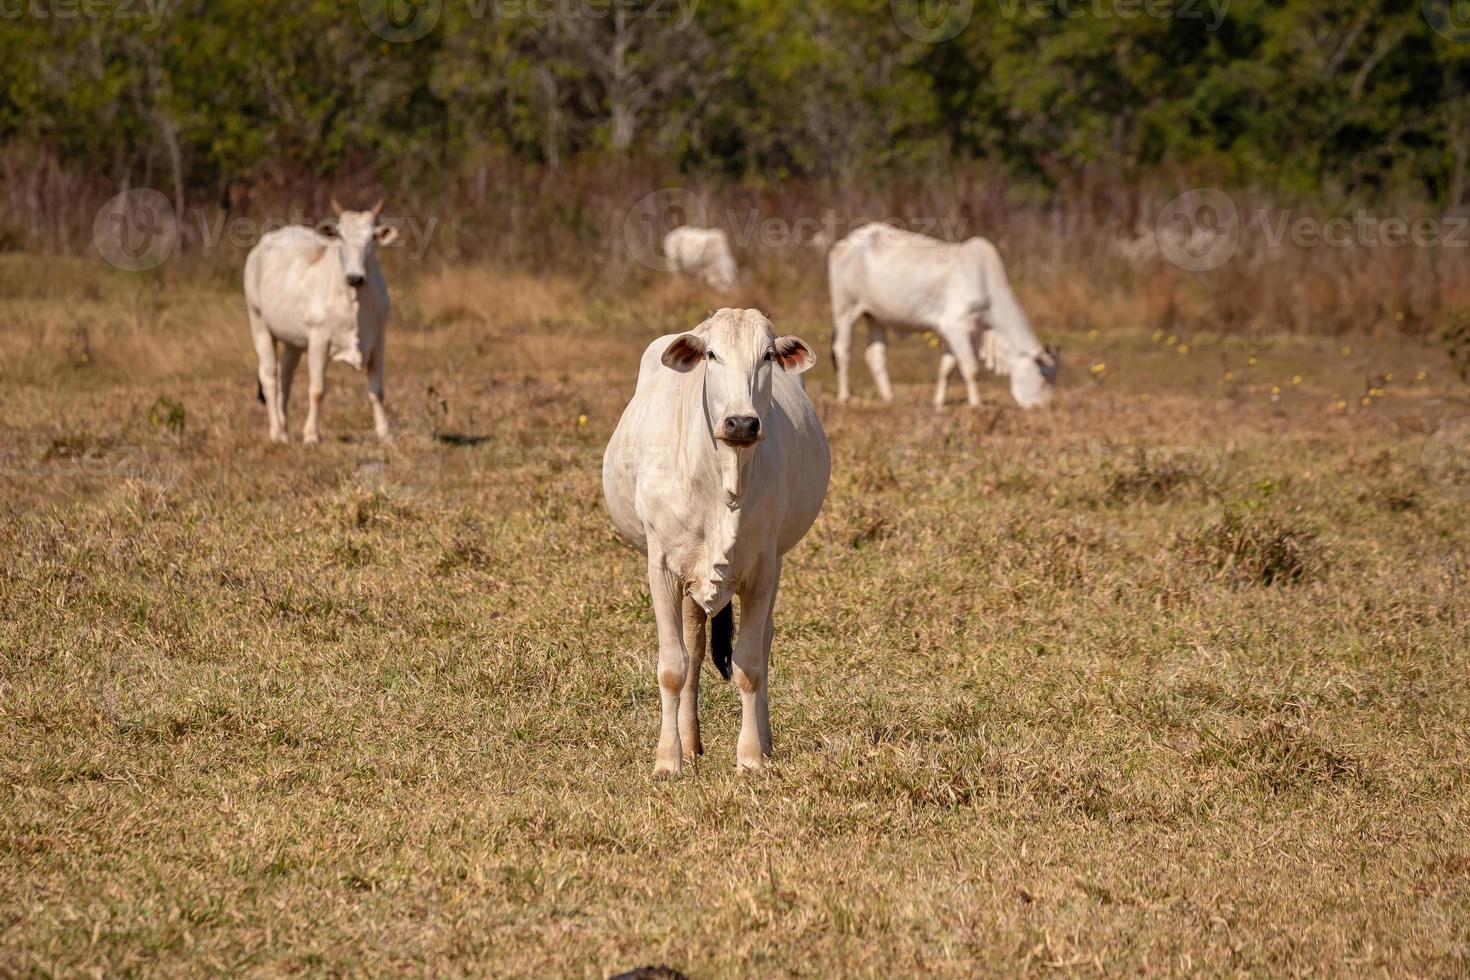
[
  {"xmin": 763, "ymin": 349, "xmax": 775, "ymax": 361},
  {"xmin": 706, "ymin": 350, "xmax": 717, "ymax": 361}
]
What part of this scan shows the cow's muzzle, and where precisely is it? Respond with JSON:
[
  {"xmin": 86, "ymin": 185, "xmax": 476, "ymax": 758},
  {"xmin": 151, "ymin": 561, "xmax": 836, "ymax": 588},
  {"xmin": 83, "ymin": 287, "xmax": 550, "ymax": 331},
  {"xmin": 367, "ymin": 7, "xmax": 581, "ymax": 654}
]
[
  {"xmin": 721, "ymin": 415, "xmax": 761, "ymax": 446},
  {"xmin": 346, "ymin": 274, "xmax": 366, "ymax": 289}
]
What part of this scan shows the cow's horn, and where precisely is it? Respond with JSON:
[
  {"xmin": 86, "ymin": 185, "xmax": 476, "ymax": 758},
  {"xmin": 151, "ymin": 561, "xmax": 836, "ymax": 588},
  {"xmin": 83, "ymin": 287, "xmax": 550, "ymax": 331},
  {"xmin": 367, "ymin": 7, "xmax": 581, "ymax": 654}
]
[
  {"xmin": 370, "ymin": 198, "xmax": 384, "ymax": 218},
  {"xmin": 330, "ymin": 195, "xmax": 345, "ymax": 217}
]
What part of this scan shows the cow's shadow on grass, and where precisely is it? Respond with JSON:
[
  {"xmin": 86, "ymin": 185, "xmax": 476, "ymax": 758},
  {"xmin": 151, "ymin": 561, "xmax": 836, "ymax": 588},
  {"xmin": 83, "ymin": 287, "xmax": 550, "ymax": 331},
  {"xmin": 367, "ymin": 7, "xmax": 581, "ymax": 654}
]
[{"xmin": 433, "ymin": 432, "xmax": 492, "ymax": 447}]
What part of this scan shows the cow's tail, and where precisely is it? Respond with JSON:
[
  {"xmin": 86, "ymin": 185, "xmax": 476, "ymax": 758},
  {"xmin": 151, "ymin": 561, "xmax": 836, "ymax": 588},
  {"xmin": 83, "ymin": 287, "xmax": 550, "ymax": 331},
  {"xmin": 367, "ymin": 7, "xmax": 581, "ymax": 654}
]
[
  {"xmin": 711, "ymin": 603, "xmax": 734, "ymax": 681},
  {"xmin": 256, "ymin": 379, "xmax": 265, "ymax": 404}
]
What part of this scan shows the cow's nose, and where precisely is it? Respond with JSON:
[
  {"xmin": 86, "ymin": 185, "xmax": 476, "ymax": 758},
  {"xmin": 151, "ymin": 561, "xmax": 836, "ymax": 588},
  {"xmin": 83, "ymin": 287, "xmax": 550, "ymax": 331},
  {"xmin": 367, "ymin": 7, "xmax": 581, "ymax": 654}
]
[
  {"xmin": 722, "ymin": 415, "xmax": 760, "ymax": 443},
  {"xmin": 346, "ymin": 274, "xmax": 365, "ymax": 289}
]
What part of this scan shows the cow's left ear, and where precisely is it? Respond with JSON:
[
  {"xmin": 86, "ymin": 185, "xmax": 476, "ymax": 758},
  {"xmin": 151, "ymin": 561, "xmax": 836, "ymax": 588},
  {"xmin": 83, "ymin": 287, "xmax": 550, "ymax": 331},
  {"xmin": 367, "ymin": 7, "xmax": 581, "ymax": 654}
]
[
  {"xmin": 661, "ymin": 333, "xmax": 707, "ymax": 372},
  {"xmin": 774, "ymin": 336, "xmax": 816, "ymax": 374},
  {"xmin": 375, "ymin": 224, "xmax": 399, "ymax": 246}
]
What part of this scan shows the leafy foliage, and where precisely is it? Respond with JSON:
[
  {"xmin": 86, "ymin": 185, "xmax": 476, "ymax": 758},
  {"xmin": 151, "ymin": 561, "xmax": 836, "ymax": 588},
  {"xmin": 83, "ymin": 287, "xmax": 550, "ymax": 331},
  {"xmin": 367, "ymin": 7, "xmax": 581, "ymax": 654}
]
[{"xmin": 1, "ymin": 0, "xmax": 1467, "ymax": 200}]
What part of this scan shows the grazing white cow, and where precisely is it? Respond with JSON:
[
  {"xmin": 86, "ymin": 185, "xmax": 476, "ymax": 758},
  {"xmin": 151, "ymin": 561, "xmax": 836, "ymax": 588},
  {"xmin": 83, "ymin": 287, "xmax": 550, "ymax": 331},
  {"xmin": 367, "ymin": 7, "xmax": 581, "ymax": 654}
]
[
  {"xmin": 243, "ymin": 198, "xmax": 396, "ymax": 443},
  {"xmin": 603, "ymin": 309, "xmax": 830, "ymax": 777},
  {"xmin": 828, "ymin": 222, "xmax": 1058, "ymax": 409},
  {"xmin": 662, "ymin": 226, "xmax": 738, "ymax": 291}
]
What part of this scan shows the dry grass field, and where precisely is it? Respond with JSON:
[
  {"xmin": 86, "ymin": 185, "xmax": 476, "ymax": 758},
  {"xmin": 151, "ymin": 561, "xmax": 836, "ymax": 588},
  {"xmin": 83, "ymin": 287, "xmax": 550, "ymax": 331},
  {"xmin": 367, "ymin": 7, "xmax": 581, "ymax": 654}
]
[{"xmin": 3, "ymin": 250, "xmax": 1469, "ymax": 976}]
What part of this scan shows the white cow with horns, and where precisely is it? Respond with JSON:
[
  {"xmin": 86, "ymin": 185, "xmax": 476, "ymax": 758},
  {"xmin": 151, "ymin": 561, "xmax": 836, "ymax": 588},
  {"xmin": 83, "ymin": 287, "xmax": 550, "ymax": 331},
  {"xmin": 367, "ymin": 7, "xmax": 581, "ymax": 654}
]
[
  {"xmin": 603, "ymin": 308, "xmax": 830, "ymax": 777},
  {"xmin": 662, "ymin": 226, "xmax": 739, "ymax": 291},
  {"xmin": 828, "ymin": 222, "xmax": 1059, "ymax": 409},
  {"xmin": 244, "ymin": 197, "xmax": 397, "ymax": 443}
]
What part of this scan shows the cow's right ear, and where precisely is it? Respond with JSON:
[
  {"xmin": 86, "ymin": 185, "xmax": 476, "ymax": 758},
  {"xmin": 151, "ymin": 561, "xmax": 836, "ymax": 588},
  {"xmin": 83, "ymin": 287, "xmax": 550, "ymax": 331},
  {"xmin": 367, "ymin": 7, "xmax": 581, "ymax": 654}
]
[{"xmin": 661, "ymin": 333, "xmax": 708, "ymax": 372}]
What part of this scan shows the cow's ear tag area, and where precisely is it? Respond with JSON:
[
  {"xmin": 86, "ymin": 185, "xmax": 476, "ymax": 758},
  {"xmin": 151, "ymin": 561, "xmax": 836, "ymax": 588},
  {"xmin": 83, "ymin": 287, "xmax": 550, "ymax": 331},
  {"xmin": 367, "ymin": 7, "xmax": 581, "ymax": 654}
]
[
  {"xmin": 662, "ymin": 333, "xmax": 708, "ymax": 372},
  {"xmin": 375, "ymin": 224, "xmax": 399, "ymax": 246},
  {"xmin": 774, "ymin": 336, "xmax": 816, "ymax": 374}
]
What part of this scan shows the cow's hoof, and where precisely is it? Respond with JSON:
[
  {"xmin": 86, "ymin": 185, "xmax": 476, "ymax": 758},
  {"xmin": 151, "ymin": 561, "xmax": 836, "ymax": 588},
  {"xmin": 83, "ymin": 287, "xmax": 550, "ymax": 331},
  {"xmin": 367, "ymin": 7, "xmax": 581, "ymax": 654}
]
[
  {"xmin": 303, "ymin": 432, "xmax": 321, "ymax": 446},
  {"xmin": 652, "ymin": 764, "xmax": 681, "ymax": 781},
  {"xmin": 270, "ymin": 432, "xmax": 289, "ymax": 445},
  {"xmin": 735, "ymin": 755, "xmax": 769, "ymax": 773}
]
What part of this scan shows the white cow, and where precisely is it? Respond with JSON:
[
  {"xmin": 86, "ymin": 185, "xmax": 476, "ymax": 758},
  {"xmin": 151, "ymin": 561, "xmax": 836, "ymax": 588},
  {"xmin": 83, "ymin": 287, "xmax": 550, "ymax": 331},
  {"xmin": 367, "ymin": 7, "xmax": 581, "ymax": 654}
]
[
  {"xmin": 662, "ymin": 226, "xmax": 738, "ymax": 291},
  {"xmin": 243, "ymin": 198, "xmax": 397, "ymax": 443},
  {"xmin": 603, "ymin": 309, "xmax": 830, "ymax": 777},
  {"xmin": 828, "ymin": 222, "xmax": 1058, "ymax": 409}
]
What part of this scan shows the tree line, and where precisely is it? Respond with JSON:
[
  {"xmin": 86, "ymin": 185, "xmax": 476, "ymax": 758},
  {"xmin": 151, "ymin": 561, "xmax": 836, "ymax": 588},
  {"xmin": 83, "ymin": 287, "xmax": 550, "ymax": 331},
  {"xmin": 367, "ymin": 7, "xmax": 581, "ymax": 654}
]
[{"xmin": 1, "ymin": 0, "xmax": 1467, "ymax": 207}]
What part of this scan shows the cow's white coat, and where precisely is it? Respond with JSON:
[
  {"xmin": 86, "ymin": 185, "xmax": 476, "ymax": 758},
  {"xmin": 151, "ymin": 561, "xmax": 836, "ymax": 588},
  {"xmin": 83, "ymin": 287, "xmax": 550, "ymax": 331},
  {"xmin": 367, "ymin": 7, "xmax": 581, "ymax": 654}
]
[
  {"xmin": 243, "ymin": 201, "xmax": 396, "ymax": 443},
  {"xmin": 603, "ymin": 309, "xmax": 829, "ymax": 776},
  {"xmin": 828, "ymin": 222, "xmax": 1058, "ymax": 409},
  {"xmin": 663, "ymin": 226, "xmax": 739, "ymax": 291}
]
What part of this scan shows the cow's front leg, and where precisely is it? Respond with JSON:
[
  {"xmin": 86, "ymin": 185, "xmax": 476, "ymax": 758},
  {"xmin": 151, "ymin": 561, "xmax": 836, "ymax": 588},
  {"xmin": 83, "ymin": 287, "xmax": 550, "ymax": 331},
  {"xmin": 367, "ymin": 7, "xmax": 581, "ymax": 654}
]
[
  {"xmin": 679, "ymin": 595, "xmax": 706, "ymax": 758},
  {"xmin": 366, "ymin": 340, "xmax": 391, "ymax": 441},
  {"xmin": 733, "ymin": 556, "xmax": 780, "ymax": 771},
  {"xmin": 302, "ymin": 336, "xmax": 329, "ymax": 445},
  {"xmin": 934, "ymin": 352, "xmax": 957, "ymax": 408},
  {"xmin": 942, "ymin": 327, "xmax": 983, "ymax": 408},
  {"xmin": 648, "ymin": 555, "xmax": 688, "ymax": 778},
  {"xmin": 864, "ymin": 323, "xmax": 894, "ymax": 402},
  {"xmin": 278, "ymin": 344, "xmax": 302, "ymax": 434}
]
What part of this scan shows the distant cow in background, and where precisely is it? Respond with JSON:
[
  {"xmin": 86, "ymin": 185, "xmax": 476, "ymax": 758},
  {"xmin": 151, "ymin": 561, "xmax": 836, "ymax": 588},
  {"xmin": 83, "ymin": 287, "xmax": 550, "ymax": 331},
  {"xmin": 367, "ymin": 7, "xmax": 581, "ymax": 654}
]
[
  {"xmin": 828, "ymin": 222, "xmax": 1058, "ymax": 409},
  {"xmin": 603, "ymin": 309, "xmax": 829, "ymax": 777},
  {"xmin": 244, "ymin": 198, "xmax": 396, "ymax": 443},
  {"xmin": 663, "ymin": 226, "xmax": 738, "ymax": 291}
]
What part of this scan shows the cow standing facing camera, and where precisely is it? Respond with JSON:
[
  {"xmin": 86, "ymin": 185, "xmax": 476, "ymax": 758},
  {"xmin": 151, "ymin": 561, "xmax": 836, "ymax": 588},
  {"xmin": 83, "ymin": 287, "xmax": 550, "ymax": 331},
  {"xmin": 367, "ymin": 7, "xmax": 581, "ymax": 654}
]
[
  {"xmin": 603, "ymin": 309, "xmax": 830, "ymax": 777},
  {"xmin": 244, "ymin": 197, "xmax": 397, "ymax": 444}
]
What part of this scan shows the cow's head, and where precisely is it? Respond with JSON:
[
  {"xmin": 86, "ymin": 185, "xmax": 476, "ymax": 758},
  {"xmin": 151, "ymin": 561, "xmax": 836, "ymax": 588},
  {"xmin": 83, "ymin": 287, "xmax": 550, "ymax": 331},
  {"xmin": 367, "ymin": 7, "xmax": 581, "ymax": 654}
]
[
  {"xmin": 1009, "ymin": 345, "xmax": 1059, "ymax": 409},
  {"xmin": 661, "ymin": 309, "xmax": 815, "ymax": 447},
  {"xmin": 320, "ymin": 197, "xmax": 397, "ymax": 292}
]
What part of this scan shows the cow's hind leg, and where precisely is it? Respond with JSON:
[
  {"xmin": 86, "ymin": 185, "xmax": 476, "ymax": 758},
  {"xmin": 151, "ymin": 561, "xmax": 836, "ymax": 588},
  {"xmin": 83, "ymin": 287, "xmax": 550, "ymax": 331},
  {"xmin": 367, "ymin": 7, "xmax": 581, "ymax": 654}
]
[
  {"xmin": 864, "ymin": 321, "xmax": 895, "ymax": 402},
  {"xmin": 366, "ymin": 339, "xmax": 390, "ymax": 441},
  {"xmin": 647, "ymin": 555, "xmax": 688, "ymax": 778},
  {"xmin": 733, "ymin": 556, "xmax": 780, "ymax": 771},
  {"xmin": 679, "ymin": 595, "xmax": 706, "ymax": 759},
  {"xmin": 302, "ymin": 336, "xmax": 329, "ymax": 445},
  {"xmin": 831, "ymin": 302, "xmax": 864, "ymax": 403}
]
